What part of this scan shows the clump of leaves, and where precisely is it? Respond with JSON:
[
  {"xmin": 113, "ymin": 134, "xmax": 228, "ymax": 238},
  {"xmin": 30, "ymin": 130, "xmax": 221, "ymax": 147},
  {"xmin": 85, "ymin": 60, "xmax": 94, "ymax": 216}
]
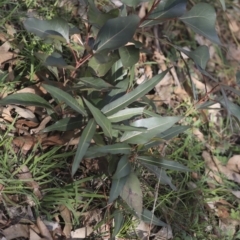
[{"xmin": 0, "ymin": 0, "xmax": 237, "ymax": 235}]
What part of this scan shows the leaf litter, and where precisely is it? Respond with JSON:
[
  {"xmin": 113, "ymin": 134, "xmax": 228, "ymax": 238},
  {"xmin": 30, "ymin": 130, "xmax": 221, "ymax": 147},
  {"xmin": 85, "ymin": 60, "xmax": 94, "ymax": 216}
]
[{"xmin": 0, "ymin": 1, "xmax": 240, "ymax": 239}]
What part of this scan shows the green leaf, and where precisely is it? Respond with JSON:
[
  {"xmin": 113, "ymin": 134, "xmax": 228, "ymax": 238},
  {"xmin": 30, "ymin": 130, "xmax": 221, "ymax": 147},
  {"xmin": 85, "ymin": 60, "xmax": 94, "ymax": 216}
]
[
  {"xmin": 72, "ymin": 119, "xmax": 96, "ymax": 176},
  {"xmin": 107, "ymin": 107, "xmax": 145, "ymax": 123},
  {"xmin": 120, "ymin": 116, "xmax": 181, "ymax": 144},
  {"xmin": 121, "ymin": 0, "xmax": 149, "ymax": 7},
  {"xmin": 219, "ymin": 0, "xmax": 226, "ymax": 11},
  {"xmin": 23, "ymin": 17, "xmax": 69, "ymax": 43},
  {"xmin": 236, "ymin": 71, "xmax": 240, "ymax": 86},
  {"xmin": 141, "ymin": 0, "xmax": 187, "ymax": 27},
  {"xmin": 84, "ymin": 98, "xmax": 112, "ymax": 138},
  {"xmin": 220, "ymin": 98, "xmax": 240, "ymax": 121},
  {"xmin": 86, "ymin": 143, "xmax": 131, "ymax": 156},
  {"xmin": 112, "ymin": 124, "xmax": 147, "ymax": 132},
  {"xmin": 46, "ymin": 53, "xmax": 72, "ymax": 68},
  {"xmin": 43, "ymin": 116, "xmax": 83, "ymax": 132},
  {"xmin": 137, "ymin": 156, "xmax": 190, "ymax": 171},
  {"xmin": 0, "ymin": 93, "xmax": 53, "ymax": 110},
  {"xmin": 78, "ymin": 77, "xmax": 115, "ymax": 90},
  {"xmin": 177, "ymin": 45, "xmax": 210, "ymax": 70},
  {"xmin": 143, "ymin": 163, "xmax": 177, "ymax": 190},
  {"xmin": 141, "ymin": 209, "xmax": 167, "ymax": 227},
  {"xmin": 113, "ymin": 155, "xmax": 131, "ymax": 179},
  {"xmin": 88, "ymin": 0, "xmax": 119, "ymax": 28},
  {"xmin": 180, "ymin": 3, "xmax": 221, "ymax": 44},
  {"xmin": 43, "ymin": 84, "xmax": 87, "ymax": 116},
  {"xmin": 89, "ymin": 54, "xmax": 119, "ymax": 77},
  {"xmin": 144, "ymin": 125, "xmax": 190, "ymax": 148},
  {"xmin": 94, "ymin": 15, "xmax": 140, "ymax": 53},
  {"xmin": 120, "ymin": 172, "xmax": 143, "ymax": 218},
  {"xmin": 112, "ymin": 210, "xmax": 124, "ymax": 238},
  {"xmin": 119, "ymin": 45, "xmax": 139, "ymax": 68},
  {"xmin": 109, "ymin": 176, "xmax": 128, "ymax": 203},
  {"xmin": 101, "ymin": 70, "xmax": 169, "ymax": 116}
]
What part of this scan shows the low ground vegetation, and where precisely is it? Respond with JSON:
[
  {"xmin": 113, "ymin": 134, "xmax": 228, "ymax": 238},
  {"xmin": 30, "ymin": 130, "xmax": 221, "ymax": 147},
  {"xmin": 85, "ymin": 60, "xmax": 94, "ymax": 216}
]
[{"xmin": 0, "ymin": 0, "xmax": 240, "ymax": 239}]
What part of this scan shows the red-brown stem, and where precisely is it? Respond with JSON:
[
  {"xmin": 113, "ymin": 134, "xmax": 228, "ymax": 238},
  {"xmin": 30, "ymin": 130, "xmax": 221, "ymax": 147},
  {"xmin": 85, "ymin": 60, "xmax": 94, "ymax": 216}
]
[{"xmin": 139, "ymin": 0, "xmax": 161, "ymax": 26}]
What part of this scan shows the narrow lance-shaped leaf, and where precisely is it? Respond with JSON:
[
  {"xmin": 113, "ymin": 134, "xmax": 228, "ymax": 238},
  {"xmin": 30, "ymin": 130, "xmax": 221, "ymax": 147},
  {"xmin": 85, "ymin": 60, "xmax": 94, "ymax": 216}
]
[
  {"xmin": 72, "ymin": 119, "xmax": 96, "ymax": 176},
  {"xmin": 107, "ymin": 107, "xmax": 145, "ymax": 123},
  {"xmin": 180, "ymin": 3, "xmax": 221, "ymax": 45},
  {"xmin": 141, "ymin": 0, "xmax": 187, "ymax": 27},
  {"xmin": 113, "ymin": 155, "xmax": 131, "ymax": 179},
  {"xmin": 102, "ymin": 70, "xmax": 169, "ymax": 116},
  {"xmin": 85, "ymin": 143, "xmax": 131, "ymax": 156},
  {"xmin": 142, "ymin": 163, "xmax": 177, "ymax": 190},
  {"xmin": 144, "ymin": 125, "xmax": 190, "ymax": 148},
  {"xmin": 43, "ymin": 116, "xmax": 83, "ymax": 132},
  {"xmin": 120, "ymin": 172, "xmax": 143, "ymax": 218},
  {"xmin": 0, "ymin": 93, "xmax": 53, "ymax": 110},
  {"xmin": 120, "ymin": 116, "xmax": 181, "ymax": 144},
  {"xmin": 141, "ymin": 209, "xmax": 167, "ymax": 226},
  {"xmin": 137, "ymin": 156, "xmax": 190, "ymax": 172},
  {"xmin": 84, "ymin": 98, "xmax": 112, "ymax": 138},
  {"xmin": 43, "ymin": 84, "xmax": 87, "ymax": 116},
  {"xmin": 109, "ymin": 176, "xmax": 128, "ymax": 203},
  {"xmin": 112, "ymin": 210, "xmax": 124, "ymax": 238},
  {"xmin": 121, "ymin": 0, "xmax": 149, "ymax": 7},
  {"xmin": 93, "ymin": 15, "xmax": 140, "ymax": 53}
]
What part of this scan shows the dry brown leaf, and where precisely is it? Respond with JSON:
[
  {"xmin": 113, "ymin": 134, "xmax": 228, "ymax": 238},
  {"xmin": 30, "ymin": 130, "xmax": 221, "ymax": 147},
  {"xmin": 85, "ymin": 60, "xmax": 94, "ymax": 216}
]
[
  {"xmin": 1, "ymin": 106, "xmax": 13, "ymax": 122},
  {"xmin": 135, "ymin": 219, "xmax": 150, "ymax": 240},
  {"xmin": 12, "ymin": 136, "xmax": 38, "ymax": 152},
  {"xmin": 17, "ymin": 165, "xmax": 42, "ymax": 199},
  {"xmin": 217, "ymin": 205, "xmax": 230, "ymax": 219},
  {"xmin": 227, "ymin": 45, "xmax": 240, "ymax": 62},
  {"xmin": 71, "ymin": 226, "xmax": 93, "ymax": 238},
  {"xmin": 16, "ymin": 119, "xmax": 39, "ymax": 128},
  {"xmin": 174, "ymin": 87, "xmax": 189, "ymax": 101},
  {"xmin": 11, "ymin": 105, "xmax": 38, "ymax": 122},
  {"xmin": 226, "ymin": 155, "xmax": 240, "ymax": 173},
  {"xmin": 31, "ymin": 116, "xmax": 51, "ymax": 134},
  {"xmin": 29, "ymin": 224, "xmax": 42, "ymax": 240},
  {"xmin": 227, "ymin": 13, "xmax": 239, "ymax": 33},
  {"xmin": 59, "ymin": 205, "xmax": 72, "ymax": 238},
  {"xmin": 36, "ymin": 217, "xmax": 53, "ymax": 240},
  {"xmin": 2, "ymin": 224, "xmax": 29, "ymax": 239},
  {"xmin": 219, "ymin": 218, "xmax": 239, "ymax": 238},
  {"xmin": 231, "ymin": 190, "xmax": 240, "ymax": 199},
  {"xmin": 154, "ymin": 226, "xmax": 173, "ymax": 240},
  {"xmin": 16, "ymin": 86, "xmax": 45, "ymax": 96},
  {"xmin": 203, "ymin": 151, "xmax": 240, "ymax": 185},
  {"xmin": 155, "ymin": 70, "xmax": 174, "ymax": 106},
  {"xmin": 41, "ymin": 134, "xmax": 65, "ymax": 146},
  {"xmin": 0, "ymin": 44, "xmax": 16, "ymax": 65}
]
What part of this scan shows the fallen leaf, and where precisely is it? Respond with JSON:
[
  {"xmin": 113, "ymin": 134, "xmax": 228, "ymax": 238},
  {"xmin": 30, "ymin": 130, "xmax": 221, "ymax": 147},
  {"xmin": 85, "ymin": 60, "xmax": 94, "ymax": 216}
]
[
  {"xmin": 203, "ymin": 151, "xmax": 240, "ymax": 186},
  {"xmin": 59, "ymin": 205, "xmax": 72, "ymax": 238},
  {"xmin": 227, "ymin": 45, "xmax": 240, "ymax": 62},
  {"xmin": 2, "ymin": 224, "xmax": 29, "ymax": 239},
  {"xmin": 36, "ymin": 217, "xmax": 53, "ymax": 240},
  {"xmin": 31, "ymin": 116, "xmax": 52, "ymax": 134},
  {"xmin": 154, "ymin": 225, "xmax": 173, "ymax": 240},
  {"xmin": 16, "ymin": 165, "xmax": 42, "ymax": 199},
  {"xmin": 227, "ymin": 155, "xmax": 240, "ymax": 173},
  {"xmin": 16, "ymin": 119, "xmax": 39, "ymax": 128},
  {"xmin": 71, "ymin": 226, "xmax": 93, "ymax": 238}
]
